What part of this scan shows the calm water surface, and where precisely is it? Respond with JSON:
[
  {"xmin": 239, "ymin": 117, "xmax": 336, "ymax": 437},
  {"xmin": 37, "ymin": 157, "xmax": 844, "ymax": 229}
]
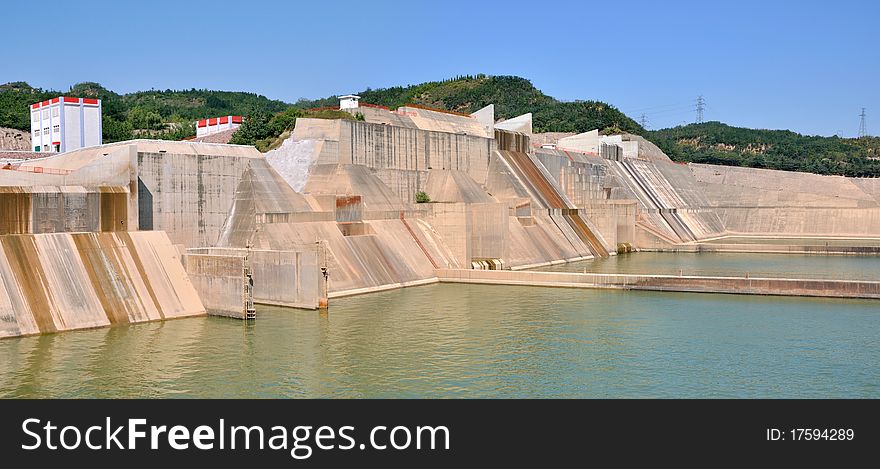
[
  {"xmin": 1, "ymin": 283, "xmax": 877, "ymax": 398},
  {"xmin": 535, "ymin": 252, "xmax": 880, "ymax": 280}
]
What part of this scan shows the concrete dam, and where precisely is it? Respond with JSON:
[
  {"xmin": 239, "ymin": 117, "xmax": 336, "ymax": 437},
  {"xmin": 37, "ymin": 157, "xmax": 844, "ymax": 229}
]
[{"xmin": 1, "ymin": 101, "xmax": 879, "ymax": 339}]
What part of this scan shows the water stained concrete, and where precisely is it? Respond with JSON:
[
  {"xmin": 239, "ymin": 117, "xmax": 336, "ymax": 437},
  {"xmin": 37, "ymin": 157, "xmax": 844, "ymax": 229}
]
[{"xmin": 0, "ymin": 231, "xmax": 205, "ymax": 339}]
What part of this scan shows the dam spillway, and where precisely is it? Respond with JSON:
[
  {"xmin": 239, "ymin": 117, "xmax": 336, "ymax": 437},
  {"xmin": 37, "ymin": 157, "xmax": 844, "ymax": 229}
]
[{"xmin": 0, "ymin": 101, "xmax": 879, "ymax": 340}]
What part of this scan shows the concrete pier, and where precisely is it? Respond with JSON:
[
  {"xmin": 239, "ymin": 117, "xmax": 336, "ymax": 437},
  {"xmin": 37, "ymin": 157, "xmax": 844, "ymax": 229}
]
[{"xmin": 436, "ymin": 269, "xmax": 880, "ymax": 300}]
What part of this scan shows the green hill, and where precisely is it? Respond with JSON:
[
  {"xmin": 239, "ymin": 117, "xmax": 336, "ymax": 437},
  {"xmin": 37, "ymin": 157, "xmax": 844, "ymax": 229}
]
[
  {"xmin": 296, "ymin": 74, "xmax": 644, "ymax": 134},
  {"xmin": 649, "ymin": 122, "xmax": 880, "ymax": 177}
]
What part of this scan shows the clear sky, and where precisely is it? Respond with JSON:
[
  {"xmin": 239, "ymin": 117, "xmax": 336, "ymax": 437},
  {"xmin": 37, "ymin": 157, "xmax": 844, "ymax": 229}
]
[{"xmin": 4, "ymin": 0, "xmax": 877, "ymax": 136}]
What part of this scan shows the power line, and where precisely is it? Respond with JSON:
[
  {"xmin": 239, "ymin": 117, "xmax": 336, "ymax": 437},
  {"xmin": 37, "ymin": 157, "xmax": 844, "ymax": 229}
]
[
  {"xmin": 626, "ymin": 101, "xmax": 695, "ymax": 113},
  {"xmin": 638, "ymin": 113, "xmax": 649, "ymax": 129},
  {"xmin": 644, "ymin": 106, "xmax": 697, "ymax": 116},
  {"xmin": 695, "ymin": 95, "xmax": 706, "ymax": 124},
  {"xmin": 859, "ymin": 107, "xmax": 867, "ymax": 138}
]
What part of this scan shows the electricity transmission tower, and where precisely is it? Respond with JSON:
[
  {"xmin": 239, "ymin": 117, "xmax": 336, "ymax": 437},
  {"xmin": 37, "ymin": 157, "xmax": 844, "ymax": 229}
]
[
  {"xmin": 695, "ymin": 95, "xmax": 706, "ymax": 124},
  {"xmin": 639, "ymin": 113, "xmax": 649, "ymax": 129},
  {"xmin": 859, "ymin": 108, "xmax": 868, "ymax": 138}
]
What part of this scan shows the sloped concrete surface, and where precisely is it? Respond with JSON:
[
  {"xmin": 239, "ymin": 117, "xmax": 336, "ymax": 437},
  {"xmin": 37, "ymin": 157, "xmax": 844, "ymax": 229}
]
[{"xmin": 0, "ymin": 231, "xmax": 204, "ymax": 338}]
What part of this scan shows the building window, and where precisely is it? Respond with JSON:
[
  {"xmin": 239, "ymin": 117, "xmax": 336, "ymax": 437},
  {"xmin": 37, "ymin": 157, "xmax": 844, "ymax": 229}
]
[
  {"xmin": 52, "ymin": 107, "xmax": 59, "ymax": 117},
  {"xmin": 53, "ymin": 125, "xmax": 60, "ymax": 133},
  {"xmin": 44, "ymin": 127, "xmax": 49, "ymax": 134},
  {"xmin": 34, "ymin": 130, "xmax": 40, "ymax": 136},
  {"xmin": 42, "ymin": 110, "xmax": 49, "ymax": 119}
]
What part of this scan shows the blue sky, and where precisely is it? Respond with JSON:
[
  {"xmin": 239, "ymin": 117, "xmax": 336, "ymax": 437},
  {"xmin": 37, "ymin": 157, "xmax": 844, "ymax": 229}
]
[{"xmin": 4, "ymin": 0, "xmax": 878, "ymax": 136}]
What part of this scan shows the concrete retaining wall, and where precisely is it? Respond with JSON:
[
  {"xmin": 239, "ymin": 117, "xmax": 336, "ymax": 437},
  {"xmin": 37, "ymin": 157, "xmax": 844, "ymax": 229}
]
[
  {"xmin": 186, "ymin": 247, "xmax": 322, "ymax": 311},
  {"xmin": 692, "ymin": 164, "xmax": 880, "ymax": 237},
  {"xmin": 0, "ymin": 187, "xmax": 129, "ymax": 235},
  {"xmin": 183, "ymin": 254, "xmax": 248, "ymax": 318},
  {"xmin": 299, "ymin": 118, "xmax": 496, "ymax": 196},
  {"xmin": 137, "ymin": 151, "xmax": 258, "ymax": 247}
]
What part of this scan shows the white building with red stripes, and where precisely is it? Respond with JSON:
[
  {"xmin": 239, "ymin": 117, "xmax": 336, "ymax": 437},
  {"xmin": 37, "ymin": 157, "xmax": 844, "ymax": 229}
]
[
  {"xmin": 30, "ymin": 97, "xmax": 102, "ymax": 153},
  {"xmin": 196, "ymin": 115, "xmax": 243, "ymax": 138}
]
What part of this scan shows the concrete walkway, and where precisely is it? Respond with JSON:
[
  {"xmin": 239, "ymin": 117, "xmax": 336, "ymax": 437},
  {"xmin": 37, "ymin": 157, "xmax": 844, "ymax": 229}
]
[{"xmin": 436, "ymin": 269, "xmax": 880, "ymax": 300}]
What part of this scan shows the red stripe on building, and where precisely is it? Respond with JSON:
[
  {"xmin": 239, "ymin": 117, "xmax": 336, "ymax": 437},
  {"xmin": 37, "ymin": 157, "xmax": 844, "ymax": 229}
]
[
  {"xmin": 83, "ymin": 98, "xmax": 99, "ymax": 105},
  {"xmin": 208, "ymin": 118, "xmax": 217, "ymax": 125},
  {"xmin": 219, "ymin": 116, "xmax": 229, "ymax": 124},
  {"xmin": 51, "ymin": 97, "xmax": 60, "ymax": 104},
  {"xmin": 52, "ymin": 141, "xmax": 60, "ymax": 145},
  {"xmin": 231, "ymin": 116, "xmax": 243, "ymax": 124},
  {"xmin": 32, "ymin": 103, "xmax": 40, "ymax": 109},
  {"xmin": 63, "ymin": 97, "xmax": 80, "ymax": 104},
  {"xmin": 41, "ymin": 100, "xmax": 50, "ymax": 106},
  {"xmin": 198, "ymin": 120, "xmax": 207, "ymax": 127}
]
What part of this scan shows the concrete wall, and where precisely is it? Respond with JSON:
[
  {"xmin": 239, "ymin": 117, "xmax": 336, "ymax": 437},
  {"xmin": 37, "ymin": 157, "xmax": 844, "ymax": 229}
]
[
  {"xmin": 534, "ymin": 149, "xmax": 613, "ymax": 206},
  {"xmin": 187, "ymin": 247, "xmax": 322, "ymax": 310},
  {"xmin": 579, "ymin": 200, "xmax": 637, "ymax": 248},
  {"xmin": 0, "ymin": 231, "xmax": 205, "ymax": 339},
  {"xmin": 0, "ymin": 187, "xmax": 130, "ymax": 235},
  {"xmin": 184, "ymin": 254, "xmax": 249, "ymax": 318},
  {"xmin": 0, "ymin": 140, "xmax": 264, "ymax": 249},
  {"xmin": 424, "ymin": 202, "xmax": 508, "ymax": 266},
  {"xmin": 136, "ymin": 150, "xmax": 257, "ymax": 247},
  {"xmin": 295, "ymin": 118, "xmax": 496, "ymax": 200},
  {"xmin": 692, "ymin": 164, "xmax": 880, "ymax": 237}
]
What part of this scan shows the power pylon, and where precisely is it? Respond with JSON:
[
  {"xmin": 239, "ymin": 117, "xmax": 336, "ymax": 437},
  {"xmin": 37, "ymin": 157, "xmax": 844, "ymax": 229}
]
[
  {"xmin": 859, "ymin": 108, "xmax": 868, "ymax": 138},
  {"xmin": 695, "ymin": 95, "xmax": 706, "ymax": 124},
  {"xmin": 639, "ymin": 113, "xmax": 649, "ymax": 129}
]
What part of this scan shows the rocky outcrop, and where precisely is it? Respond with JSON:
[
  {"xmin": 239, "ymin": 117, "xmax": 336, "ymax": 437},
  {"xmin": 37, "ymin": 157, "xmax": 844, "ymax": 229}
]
[{"xmin": 0, "ymin": 128, "xmax": 30, "ymax": 151}]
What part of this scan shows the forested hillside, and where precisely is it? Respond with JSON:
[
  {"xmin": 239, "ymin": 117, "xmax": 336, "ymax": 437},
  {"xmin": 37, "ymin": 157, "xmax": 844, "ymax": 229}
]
[{"xmin": 649, "ymin": 122, "xmax": 880, "ymax": 177}]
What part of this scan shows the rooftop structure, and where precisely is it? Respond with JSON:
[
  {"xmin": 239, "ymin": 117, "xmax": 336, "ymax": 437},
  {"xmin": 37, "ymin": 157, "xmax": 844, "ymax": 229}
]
[
  {"xmin": 196, "ymin": 115, "xmax": 243, "ymax": 138},
  {"xmin": 30, "ymin": 97, "xmax": 102, "ymax": 153},
  {"xmin": 339, "ymin": 95, "xmax": 361, "ymax": 110}
]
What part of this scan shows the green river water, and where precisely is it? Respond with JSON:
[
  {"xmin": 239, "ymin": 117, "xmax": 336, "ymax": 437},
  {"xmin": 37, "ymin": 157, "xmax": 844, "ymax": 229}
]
[{"xmin": 1, "ymin": 254, "xmax": 878, "ymax": 398}]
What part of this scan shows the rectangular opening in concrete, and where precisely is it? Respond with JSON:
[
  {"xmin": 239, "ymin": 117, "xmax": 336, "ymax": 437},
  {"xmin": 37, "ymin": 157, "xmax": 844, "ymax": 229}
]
[
  {"xmin": 137, "ymin": 177, "xmax": 153, "ymax": 231},
  {"xmin": 338, "ymin": 222, "xmax": 374, "ymax": 236}
]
